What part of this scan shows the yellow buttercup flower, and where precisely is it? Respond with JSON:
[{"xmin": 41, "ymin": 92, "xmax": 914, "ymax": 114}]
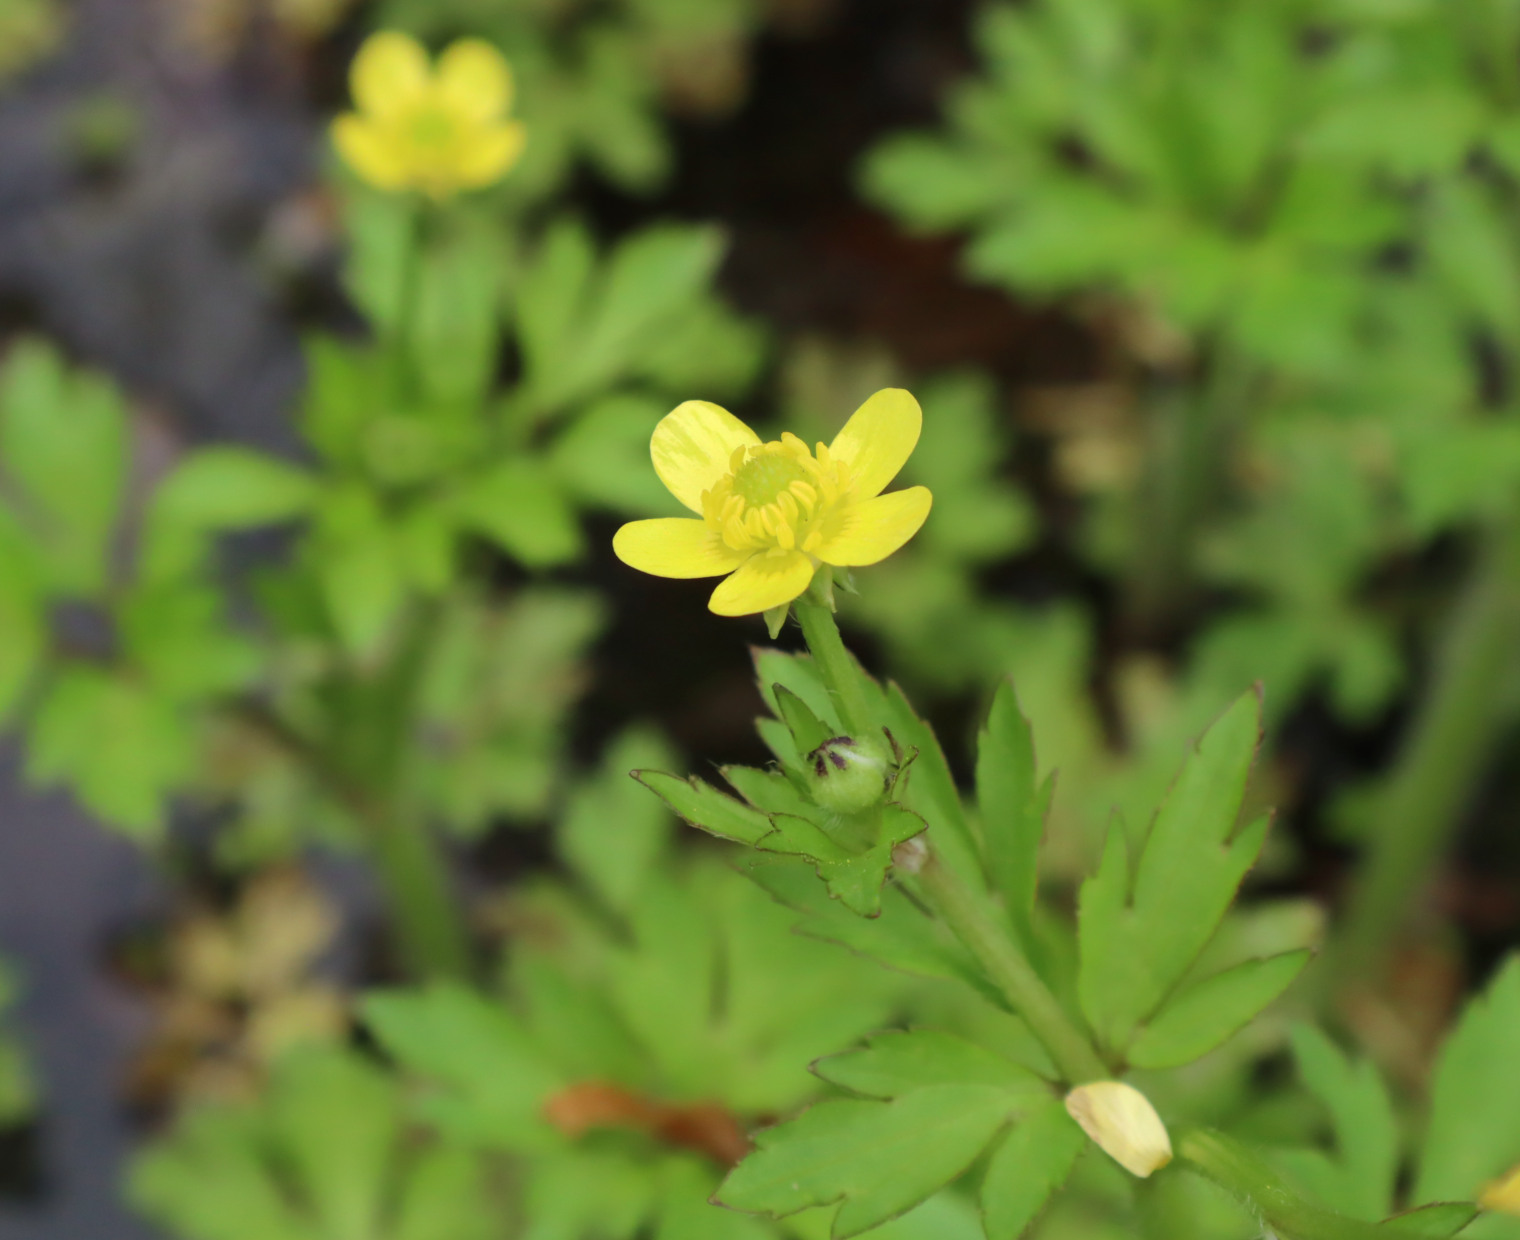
[
  {"xmin": 332, "ymin": 32, "xmax": 526, "ymax": 199},
  {"xmin": 612, "ymin": 389, "xmax": 933, "ymax": 616}
]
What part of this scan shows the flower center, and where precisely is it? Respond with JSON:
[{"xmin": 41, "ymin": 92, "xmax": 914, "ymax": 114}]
[
  {"xmin": 700, "ymin": 433, "xmax": 852, "ymax": 556},
  {"xmin": 407, "ymin": 106, "xmax": 458, "ymax": 150},
  {"xmin": 732, "ymin": 450, "xmax": 807, "ymax": 507}
]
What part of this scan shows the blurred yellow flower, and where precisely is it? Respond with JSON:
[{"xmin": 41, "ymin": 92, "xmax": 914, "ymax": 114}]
[
  {"xmin": 1482, "ymin": 1165, "xmax": 1520, "ymax": 1215},
  {"xmin": 332, "ymin": 31, "xmax": 526, "ymax": 199},
  {"xmin": 613, "ymin": 389, "xmax": 933, "ymax": 616}
]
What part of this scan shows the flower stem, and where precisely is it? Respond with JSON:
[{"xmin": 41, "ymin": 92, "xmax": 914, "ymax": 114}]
[
  {"xmin": 1331, "ymin": 512, "xmax": 1520, "ymax": 986},
  {"xmin": 1176, "ymin": 1127, "xmax": 1392, "ymax": 1240},
  {"xmin": 917, "ymin": 845, "xmax": 1108, "ymax": 1084},
  {"xmin": 795, "ymin": 600, "xmax": 875, "ymax": 739}
]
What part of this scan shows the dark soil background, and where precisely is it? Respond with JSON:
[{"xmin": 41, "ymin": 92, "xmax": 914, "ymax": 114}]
[{"xmin": 2, "ymin": 1, "xmax": 1516, "ymax": 1236}]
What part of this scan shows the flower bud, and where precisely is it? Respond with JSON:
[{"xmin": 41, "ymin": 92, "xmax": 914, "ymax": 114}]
[
  {"xmin": 1064, "ymin": 1081, "xmax": 1173, "ymax": 1178},
  {"xmin": 1482, "ymin": 1165, "xmax": 1520, "ymax": 1216},
  {"xmin": 804, "ymin": 735, "xmax": 893, "ymax": 814}
]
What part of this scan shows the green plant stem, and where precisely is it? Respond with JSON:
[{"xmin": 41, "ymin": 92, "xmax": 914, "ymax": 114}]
[
  {"xmin": 917, "ymin": 845, "xmax": 1108, "ymax": 1084},
  {"xmin": 234, "ymin": 700, "xmax": 473, "ymax": 983},
  {"xmin": 795, "ymin": 600, "xmax": 875, "ymax": 739},
  {"xmin": 1124, "ymin": 348, "xmax": 1255, "ymax": 637},
  {"xmin": 1176, "ymin": 1128, "xmax": 1394, "ymax": 1240},
  {"xmin": 1331, "ymin": 513, "xmax": 1520, "ymax": 986}
]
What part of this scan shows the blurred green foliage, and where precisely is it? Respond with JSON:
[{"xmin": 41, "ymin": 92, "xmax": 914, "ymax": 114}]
[{"xmin": 0, "ymin": 959, "xmax": 35, "ymax": 1129}]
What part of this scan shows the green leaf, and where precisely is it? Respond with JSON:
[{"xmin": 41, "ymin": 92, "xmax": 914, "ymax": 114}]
[
  {"xmin": 315, "ymin": 489, "xmax": 404, "ymax": 660},
  {"xmin": 119, "ymin": 582, "xmax": 261, "ymax": 701},
  {"xmin": 559, "ymin": 728, "xmax": 676, "ymax": 914},
  {"xmin": 269, "ymin": 1049, "xmax": 401, "ymax": 1240},
  {"xmin": 718, "ymin": 1085, "xmax": 1017, "ymax": 1237},
  {"xmin": 776, "ymin": 684, "xmax": 834, "ymax": 758},
  {"xmin": 656, "ymin": 1158, "xmax": 772, "ymax": 1240},
  {"xmin": 143, "ymin": 446, "xmax": 319, "ymax": 579},
  {"xmin": 977, "ymin": 681, "xmax": 1048, "ymax": 940},
  {"xmin": 363, "ymin": 982, "xmax": 560, "ymax": 1150},
  {"xmin": 0, "ymin": 337, "xmax": 127, "ymax": 596},
  {"xmin": 341, "ymin": 191, "xmax": 416, "ymax": 334},
  {"xmin": 452, "ymin": 458, "xmax": 583, "ymax": 568},
  {"xmin": 882, "ymin": 681, "xmax": 983, "ymax": 889},
  {"xmin": 1078, "ymin": 690, "xmax": 1265, "ymax": 1052},
  {"xmin": 1380, "ymin": 1203, "xmax": 1481, "ymax": 1238},
  {"xmin": 814, "ymin": 1030, "xmax": 1047, "ymax": 1099},
  {"xmin": 634, "ymin": 770, "xmax": 774, "ymax": 845},
  {"xmin": 1280, "ymin": 1025, "xmax": 1398, "ymax": 1221},
  {"xmin": 547, "ymin": 392, "xmax": 676, "ymax": 514},
  {"xmin": 25, "ymin": 664, "xmax": 192, "ymax": 838},
  {"xmin": 1416, "ymin": 955, "xmax": 1520, "ymax": 1204},
  {"xmin": 0, "ymin": 552, "xmax": 44, "ymax": 724},
  {"xmin": 408, "ymin": 224, "xmax": 504, "ymax": 406},
  {"xmin": 981, "ymin": 1098, "xmax": 1086, "ymax": 1240},
  {"xmin": 1127, "ymin": 950, "xmax": 1311, "ymax": 1070}
]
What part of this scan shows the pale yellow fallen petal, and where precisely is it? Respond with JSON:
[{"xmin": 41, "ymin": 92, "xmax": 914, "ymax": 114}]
[
  {"xmin": 436, "ymin": 38, "xmax": 514, "ymax": 121},
  {"xmin": 331, "ymin": 115, "xmax": 412, "ymax": 189},
  {"xmin": 1065, "ymin": 1081, "xmax": 1173, "ymax": 1179},
  {"xmin": 1481, "ymin": 1165, "xmax": 1520, "ymax": 1215},
  {"xmin": 828, "ymin": 388, "xmax": 922, "ymax": 500},
  {"xmin": 613, "ymin": 518, "xmax": 749, "ymax": 578},
  {"xmin": 815, "ymin": 486, "xmax": 931, "ymax": 567},
  {"xmin": 709, "ymin": 549, "xmax": 815, "ymax": 616},
  {"xmin": 350, "ymin": 31, "xmax": 430, "ymax": 122},
  {"xmin": 651, "ymin": 400, "xmax": 760, "ymax": 513},
  {"xmin": 453, "ymin": 121, "xmax": 527, "ymax": 188}
]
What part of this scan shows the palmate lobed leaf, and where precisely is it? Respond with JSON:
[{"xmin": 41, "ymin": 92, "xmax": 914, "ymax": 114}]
[
  {"xmin": 1077, "ymin": 689, "xmax": 1266, "ymax": 1056},
  {"xmin": 635, "ymin": 770, "xmax": 774, "ymax": 846},
  {"xmin": 718, "ymin": 1085, "xmax": 1019, "ymax": 1238},
  {"xmin": 975, "ymin": 681, "xmax": 1054, "ymax": 947}
]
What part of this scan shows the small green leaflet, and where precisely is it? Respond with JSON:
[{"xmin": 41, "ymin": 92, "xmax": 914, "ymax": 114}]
[
  {"xmin": 718, "ymin": 1085, "xmax": 1017, "ymax": 1238},
  {"xmin": 1416, "ymin": 954, "xmax": 1520, "ymax": 1205},
  {"xmin": 981, "ymin": 1099, "xmax": 1086, "ymax": 1240},
  {"xmin": 1126, "ymin": 949, "xmax": 1311, "ymax": 1070},
  {"xmin": 1379, "ymin": 1203, "xmax": 1481, "ymax": 1238},
  {"xmin": 814, "ymin": 1030, "xmax": 1048, "ymax": 1099},
  {"xmin": 1078, "ymin": 690, "xmax": 1266, "ymax": 1055},
  {"xmin": 976, "ymin": 682, "xmax": 1054, "ymax": 946},
  {"xmin": 634, "ymin": 770, "xmax": 774, "ymax": 846}
]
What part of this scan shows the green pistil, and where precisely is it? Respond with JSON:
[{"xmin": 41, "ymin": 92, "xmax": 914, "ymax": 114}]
[{"xmin": 733, "ymin": 451, "xmax": 806, "ymax": 507}]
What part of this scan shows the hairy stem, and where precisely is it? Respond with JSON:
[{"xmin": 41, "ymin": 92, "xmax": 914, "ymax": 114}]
[
  {"xmin": 1332, "ymin": 513, "xmax": 1520, "ymax": 985},
  {"xmin": 1177, "ymin": 1128, "xmax": 1399, "ymax": 1240},
  {"xmin": 795, "ymin": 600, "xmax": 875, "ymax": 739},
  {"xmin": 917, "ymin": 846, "xmax": 1108, "ymax": 1084}
]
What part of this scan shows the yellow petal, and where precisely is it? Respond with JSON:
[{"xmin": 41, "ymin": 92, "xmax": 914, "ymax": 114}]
[
  {"xmin": 350, "ymin": 31, "xmax": 430, "ymax": 121},
  {"xmin": 828, "ymin": 388, "xmax": 922, "ymax": 499},
  {"xmin": 651, "ymin": 400, "xmax": 760, "ymax": 514},
  {"xmin": 331, "ymin": 115, "xmax": 412, "ymax": 189},
  {"xmin": 453, "ymin": 121, "xmax": 527, "ymax": 188},
  {"xmin": 709, "ymin": 550, "xmax": 815, "ymax": 616},
  {"xmin": 815, "ymin": 486, "xmax": 932, "ymax": 566},
  {"xmin": 613, "ymin": 518, "xmax": 750, "ymax": 579},
  {"xmin": 436, "ymin": 38, "xmax": 514, "ymax": 121},
  {"xmin": 1065, "ymin": 1082, "xmax": 1173, "ymax": 1179}
]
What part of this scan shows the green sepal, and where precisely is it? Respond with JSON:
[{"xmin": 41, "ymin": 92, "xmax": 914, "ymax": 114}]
[
  {"xmin": 756, "ymin": 805, "xmax": 924, "ymax": 917},
  {"xmin": 763, "ymin": 604, "xmax": 790, "ymax": 640},
  {"xmin": 775, "ymin": 683, "xmax": 833, "ymax": 756}
]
